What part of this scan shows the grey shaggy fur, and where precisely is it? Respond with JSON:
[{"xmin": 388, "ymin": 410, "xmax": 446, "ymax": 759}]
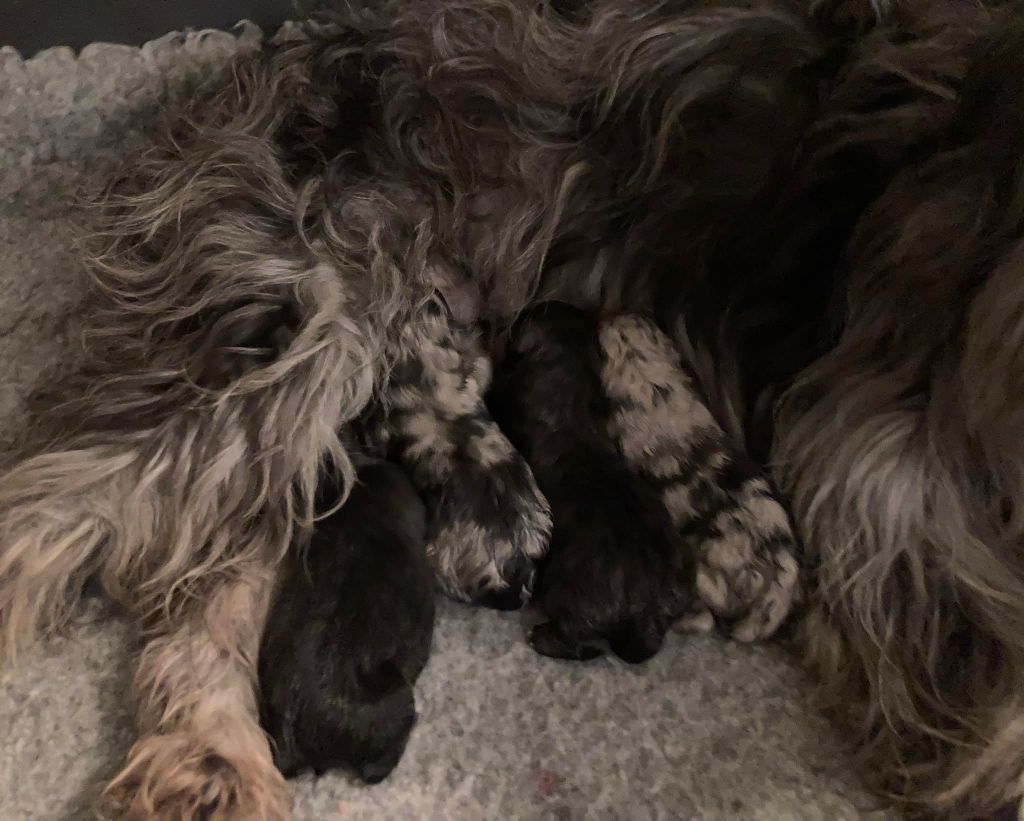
[
  {"xmin": 772, "ymin": 9, "xmax": 1024, "ymax": 817},
  {"xmin": 0, "ymin": 0, "xmax": 1022, "ymax": 819}
]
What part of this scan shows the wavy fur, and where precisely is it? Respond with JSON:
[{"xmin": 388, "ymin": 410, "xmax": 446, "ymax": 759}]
[
  {"xmin": 1, "ymin": 0, "xmax": 1021, "ymax": 817},
  {"xmin": 773, "ymin": 5, "xmax": 1024, "ymax": 817}
]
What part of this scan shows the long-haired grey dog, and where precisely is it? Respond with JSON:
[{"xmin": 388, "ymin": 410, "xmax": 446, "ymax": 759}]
[
  {"xmin": 0, "ymin": 0, "xmax": 1021, "ymax": 818},
  {"xmin": 772, "ymin": 13, "xmax": 1024, "ymax": 818}
]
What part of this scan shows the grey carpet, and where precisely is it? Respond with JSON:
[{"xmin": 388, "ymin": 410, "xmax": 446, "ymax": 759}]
[{"xmin": 0, "ymin": 25, "xmax": 893, "ymax": 821}]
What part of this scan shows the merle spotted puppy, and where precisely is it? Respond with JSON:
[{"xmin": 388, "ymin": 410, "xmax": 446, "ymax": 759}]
[
  {"xmin": 258, "ymin": 459, "xmax": 435, "ymax": 784},
  {"xmin": 488, "ymin": 302, "xmax": 697, "ymax": 663}
]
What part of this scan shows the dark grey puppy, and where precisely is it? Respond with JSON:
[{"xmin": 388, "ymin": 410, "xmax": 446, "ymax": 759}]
[
  {"xmin": 488, "ymin": 302, "xmax": 696, "ymax": 663},
  {"xmin": 258, "ymin": 459, "xmax": 435, "ymax": 784}
]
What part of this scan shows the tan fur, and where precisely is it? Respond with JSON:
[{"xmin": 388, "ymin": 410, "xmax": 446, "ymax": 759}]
[
  {"xmin": 104, "ymin": 561, "xmax": 289, "ymax": 820},
  {"xmin": 0, "ymin": 42, "xmax": 407, "ymax": 810}
]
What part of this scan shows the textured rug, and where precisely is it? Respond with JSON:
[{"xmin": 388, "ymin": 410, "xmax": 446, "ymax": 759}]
[{"xmin": 0, "ymin": 24, "xmax": 894, "ymax": 821}]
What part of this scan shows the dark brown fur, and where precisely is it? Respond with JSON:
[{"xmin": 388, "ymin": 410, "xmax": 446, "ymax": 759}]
[
  {"xmin": 259, "ymin": 459, "xmax": 434, "ymax": 784},
  {"xmin": 488, "ymin": 302, "xmax": 697, "ymax": 663}
]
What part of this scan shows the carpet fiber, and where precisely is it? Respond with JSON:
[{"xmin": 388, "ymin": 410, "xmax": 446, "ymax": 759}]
[{"xmin": 0, "ymin": 24, "xmax": 893, "ymax": 820}]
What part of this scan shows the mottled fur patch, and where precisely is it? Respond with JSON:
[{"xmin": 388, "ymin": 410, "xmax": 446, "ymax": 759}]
[
  {"xmin": 599, "ymin": 314, "xmax": 800, "ymax": 641},
  {"xmin": 385, "ymin": 304, "xmax": 551, "ymax": 608}
]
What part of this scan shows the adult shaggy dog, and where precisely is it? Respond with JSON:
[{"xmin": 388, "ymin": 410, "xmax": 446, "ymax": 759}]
[{"xmin": 0, "ymin": 0, "xmax": 1020, "ymax": 818}]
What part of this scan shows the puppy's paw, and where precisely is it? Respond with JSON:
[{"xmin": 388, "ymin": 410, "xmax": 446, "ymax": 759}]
[
  {"xmin": 427, "ymin": 449, "xmax": 551, "ymax": 608},
  {"xmin": 695, "ymin": 480, "xmax": 802, "ymax": 642},
  {"xmin": 528, "ymin": 622, "xmax": 603, "ymax": 661},
  {"xmin": 528, "ymin": 619, "xmax": 664, "ymax": 664}
]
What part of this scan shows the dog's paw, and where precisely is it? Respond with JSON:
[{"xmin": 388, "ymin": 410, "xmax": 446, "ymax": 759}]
[
  {"xmin": 596, "ymin": 313, "xmax": 801, "ymax": 641},
  {"xmin": 427, "ymin": 448, "xmax": 551, "ymax": 608},
  {"xmin": 104, "ymin": 729, "xmax": 292, "ymax": 821},
  {"xmin": 385, "ymin": 308, "xmax": 552, "ymax": 608},
  {"xmin": 694, "ymin": 480, "xmax": 802, "ymax": 642}
]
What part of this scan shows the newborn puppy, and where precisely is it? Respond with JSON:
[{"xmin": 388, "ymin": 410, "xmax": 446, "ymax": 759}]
[
  {"xmin": 259, "ymin": 459, "xmax": 435, "ymax": 783},
  {"xmin": 488, "ymin": 302, "xmax": 696, "ymax": 663}
]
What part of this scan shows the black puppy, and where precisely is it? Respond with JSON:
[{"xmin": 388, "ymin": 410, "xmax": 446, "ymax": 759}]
[
  {"xmin": 488, "ymin": 302, "xmax": 696, "ymax": 663},
  {"xmin": 259, "ymin": 459, "xmax": 435, "ymax": 783}
]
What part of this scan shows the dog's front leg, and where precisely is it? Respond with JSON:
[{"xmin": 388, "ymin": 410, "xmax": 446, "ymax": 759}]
[
  {"xmin": 104, "ymin": 555, "xmax": 288, "ymax": 821},
  {"xmin": 385, "ymin": 304, "xmax": 552, "ymax": 609},
  {"xmin": 599, "ymin": 314, "xmax": 802, "ymax": 641}
]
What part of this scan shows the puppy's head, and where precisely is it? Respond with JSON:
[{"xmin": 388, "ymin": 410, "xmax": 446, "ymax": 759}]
[{"xmin": 314, "ymin": 458, "xmax": 427, "ymax": 546}]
